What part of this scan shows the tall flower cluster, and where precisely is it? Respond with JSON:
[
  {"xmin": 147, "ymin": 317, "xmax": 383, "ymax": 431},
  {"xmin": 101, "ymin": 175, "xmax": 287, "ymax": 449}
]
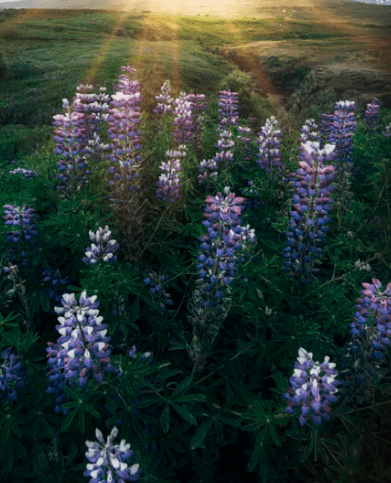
[
  {"xmin": 82, "ymin": 226, "xmax": 119, "ymax": 265},
  {"xmin": 363, "ymin": 97, "xmax": 382, "ymax": 131},
  {"xmin": 329, "ymin": 100, "xmax": 356, "ymax": 164},
  {"xmin": 42, "ymin": 266, "xmax": 70, "ymax": 311},
  {"xmin": 382, "ymin": 123, "xmax": 391, "ymax": 138},
  {"xmin": 217, "ymin": 89, "xmax": 239, "ymax": 130},
  {"xmin": 106, "ymin": 67, "xmax": 143, "ymax": 203},
  {"xmin": 187, "ymin": 93, "xmax": 206, "ymax": 156},
  {"xmin": 256, "ymin": 116, "xmax": 283, "ymax": 174},
  {"xmin": 153, "ymin": 79, "xmax": 174, "ymax": 115},
  {"xmin": 143, "ymin": 270, "xmax": 175, "ymax": 316},
  {"xmin": 52, "ymin": 98, "xmax": 92, "ymax": 193},
  {"xmin": 84, "ymin": 427, "xmax": 142, "ymax": 483},
  {"xmin": 3, "ymin": 204, "xmax": 38, "ymax": 269},
  {"xmin": 0, "ymin": 348, "xmax": 26, "ymax": 402},
  {"xmin": 319, "ymin": 113, "xmax": 334, "ymax": 148},
  {"xmin": 9, "ymin": 168, "xmax": 39, "ymax": 179},
  {"xmin": 156, "ymin": 148, "xmax": 185, "ymax": 203},
  {"xmin": 299, "ymin": 119, "xmax": 320, "ymax": 145},
  {"xmin": 283, "ymin": 141, "xmax": 337, "ymax": 283},
  {"xmin": 73, "ymin": 84, "xmax": 110, "ymax": 143},
  {"xmin": 237, "ymin": 125, "xmax": 253, "ymax": 165},
  {"xmin": 46, "ymin": 291, "xmax": 116, "ymax": 415},
  {"xmin": 172, "ymin": 92, "xmax": 195, "ymax": 147},
  {"xmin": 283, "ymin": 348, "xmax": 340, "ymax": 426}
]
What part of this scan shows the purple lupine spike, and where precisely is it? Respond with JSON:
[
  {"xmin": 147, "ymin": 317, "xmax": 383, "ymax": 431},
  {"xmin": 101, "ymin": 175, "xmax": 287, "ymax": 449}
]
[
  {"xmin": 237, "ymin": 125, "xmax": 253, "ymax": 164},
  {"xmin": 319, "ymin": 113, "xmax": 334, "ymax": 148},
  {"xmin": 328, "ymin": 100, "xmax": 357, "ymax": 165},
  {"xmin": 256, "ymin": 116, "xmax": 283, "ymax": 174},
  {"xmin": 106, "ymin": 67, "xmax": 143, "ymax": 204},
  {"xmin": 299, "ymin": 119, "xmax": 320, "ymax": 144},
  {"xmin": 213, "ymin": 129, "xmax": 235, "ymax": 168},
  {"xmin": 382, "ymin": 123, "xmax": 391, "ymax": 138},
  {"xmin": 364, "ymin": 97, "xmax": 382, "ymax": 131},
  {"xmin": 283, "ymin": 348, "xmax": 340, "ymax": 426},
  {"xmin": 172, "ymin": 92, "xmax": 195, "ymax": 147},
  {"xmin": 153, "ymin": 79, "xmax": 174, "ymax": 115},
  {"xmin": 3, "ymin": 204, "xmax": 38, "ymax": 269},
  {"xmin": 195, "ymin": 186, "xmax": 257, "ymax": 308},
  {"xmin": 347, "ymin": 279, "xmax": 391, "ymax": 363},
  {"xmin": 82, "ymin": 226, "xmax": 119, "ymax": 265},
  {"xmin": 142, "ymin": 270, "xmax": 175, "ymax": 316},
  {"xmin": 46, "ymin": 291, "xmax": 117, "ymax": 415},
  {"xmin": 8, "ymin": 168, "xmax": 39, "ymax": 179},
  {"xmin": 283, "ymin": 141, "xmax": 337, "ymax": 283},
  {"xmin": 0, "ymin": 348, "xmax": 27, "ymax": 402},
  {"xmin": 156, "ymin": 148, "xmax": 185, "ymax": 204},
  {"xmin": 197, "ymin": 158, "xmax": 219, "ymax": 186},
  {"xmin": 217, "ymin": 90, "xmax": 239, "ymax": 130},
  {"xmin": 84, "ymin": 427, "xmax": 142, "ymax": 483}
]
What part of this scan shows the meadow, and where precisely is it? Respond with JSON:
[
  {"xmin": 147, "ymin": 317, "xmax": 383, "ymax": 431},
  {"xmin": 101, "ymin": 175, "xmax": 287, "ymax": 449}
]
[{"xmin": 0, "ymin": 5, "xmax": 391, "ymax": 483}]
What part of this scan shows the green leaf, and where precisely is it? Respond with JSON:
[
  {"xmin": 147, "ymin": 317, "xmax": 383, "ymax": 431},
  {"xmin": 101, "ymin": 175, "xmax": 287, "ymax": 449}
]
[
  {"xmin": 60, "ymin": 407, "xmax": 77, "ymax": 432},
  {"xmin": 171, "ymin": 375, "xmax": 194, "ymax": 399},
  {"xmin": 247, "ymin": 426, "xmax": 268, "ymax": 473},
  {"xmin": 172, "ymin": 394, "xmax": 206, "ymax": 403},
  {"xmin": 160, "ymin": 404, "xmax": 170, "ymax": 434},
  {"xmin": 190, "ymin": 419, "xmax": 213, "ymax": 450},
  {"xmin": 171, "ymin": 402, "xmax": 197, "ymax": 425},
  {"xmin": 132, "ymin": 297, "xmax": 140, "ymax": 321},
  {"xmin": 79, "ymin": 405, "xmax": 85, "ymax": 433},
  {"xmin": 83, "ymin": 402, "xmax": 101, "ymax": 419},
  {"xmin": 40, "ymin": 289, "xmax": 51, "ymax": 313}
]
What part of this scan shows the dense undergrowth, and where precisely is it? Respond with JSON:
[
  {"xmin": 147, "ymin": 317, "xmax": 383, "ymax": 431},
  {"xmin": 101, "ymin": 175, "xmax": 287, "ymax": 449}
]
[{"xmin": 0, "ymin": 62, "xmax": 390, "ymax": 483}]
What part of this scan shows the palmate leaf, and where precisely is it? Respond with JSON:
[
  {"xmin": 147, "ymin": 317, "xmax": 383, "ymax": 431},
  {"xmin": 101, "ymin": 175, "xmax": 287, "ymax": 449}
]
[{"xmin": 170, "ymin": 402, "xmax": 197, "ymax": 425}]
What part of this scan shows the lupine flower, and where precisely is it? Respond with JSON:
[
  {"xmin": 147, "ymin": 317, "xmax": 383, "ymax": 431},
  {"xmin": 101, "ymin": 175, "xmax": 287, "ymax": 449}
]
[
  {"xmin": 46, "ymin": 291, "xmax": 116, "ymax": 414},
  {"xmin": 186, "ymin": 93, "xmax": 206, "ymax": 133},
  {"xmin": 217, "ymin": 90, "xmax": 239, "ymax": 130},
  {"xmin": 319, "ymin": 113, "xmax": 334, "ymax": 147},
  {"xmin": 106, "ymin": 67, "xmax": 143, "ymax": 203},
  {"xmin": 82, "ymin": 226, "xmax": 119, "ymax": 265},
  {"xmin": 42, "ymin": 266, "xmax": 71, "ymax": 311},
  {"xmin": 354, "ymin": 259, "xmax": 371, "ymax": 272},
  {"xmin": 363, "ymin": 97, "xmax": 382, "ymax": 131},
  {"xmin": 142, "ymin": 270, "xmax": 174, "ymax": 316},
  {"xmin": 283, "ymin": 348, "xmax": 340, "ymax": 426},
  {"xmin": 84, "ymin": 427, "xmax": 142, "ymax": 483},
  {"xmin": 299, "ymin": 119, "xmax": 320, "ymax": 144},
  {"xmin": 52, "ymin": 98, "xmax": 92, "ymax": 193},
  {"xmin": 256, "ymin": 116, "xmax": 283, "ymax": 174},
  {"xmin": 197, "ymin": 158, "xmax": 219, "ymax": 186},
  {"xmin": 329, "ymin": 100, "xmax": 356, "ymax": 165},
  {"xmin": 213, "ymin": 128, "xmax": 235, "ymax": 167},
  {"xmin": 3, "ymin": 204, "xmax": 38, "ymax": 269},
  {"xmin": 283, "ymin": 142, "xmax": 337, "ymax": 283},
  {"xmin": 153, "ymin": 79, "xmax": 174, "ymax": 115},
  {"xmin": 156, "ymin": 148, "xmax": 185, "ymax": 203},
  {"xmin": 172, "ymin": 92, "xmax": 195, "ymax": 147},
  {"xmin": 382, "ymin": 123, "xmax": 391, "ymax": 137},
  {"xmin": 237, "ymin": 125, "xmax": 253, "ymax": 164},
  {"xmin": 0, "ymin": 348, "xmax": 26, "ymax": 402},
  {"xmin": 8, "ymin": 168, "xmax": 39, "ymax": 179},
  {"xmin": 347, "ymin": 279, "xmax": 391, "ymax": 363}
]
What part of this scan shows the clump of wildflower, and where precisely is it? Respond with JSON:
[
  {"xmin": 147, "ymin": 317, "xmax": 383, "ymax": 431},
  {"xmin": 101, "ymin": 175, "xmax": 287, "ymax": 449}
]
[
  {"xmin": 9, "ymin": 168, "xmax": 39, "ymax": 179},
  {"xmin": 237, "ymin": 125, "xmax": 253, "ymax": 165},
  {"xmin": 256, "ymin": 116, "xmax": 283, "ymax": 174},
  {"xmin": 84, "ymin": 427, "xmax": 142, "ymax": 483},
  {"xmin": 153, "ymin": 79, "xmax": 174, "ymax": 115},
  {"xmin": 142, "ymin": 270, "xmax": 175, "ymax": 316},
  {"xmin": 382, "ymin": 123, "xmax": 391, "ymax": 137},
  {"xmin": 217, "ymin": 90, "xmax": 239, "ymax": 130},
  {"xmin": 42, "ymin": 266, "xmax": 70, "ymax": 311},
  {"xmin": 363, "ymin": 97, "xmax": 382, "ymax": 131},
  {"xmin": 354, "ymin": 259, "xmax": 371, "ymax": 272},
  {"xmin": 319, "ymin": 113, "xmax": 334, "ymax": 147},
  {"xmin": 347, "ymin": 279, "xmax": 391, "ymax": 363},
  {"xmin": 299, "ymin": 119, "xmax": 320, "ymax": 144},
  {"xmin": 283, "ymin": 141, "xmax": 336, "ymax": 283},
  {"xmin": 156, "ymin": 148, "xmax": 185, "ymax": 204},
  {"xmin": 3, "ymin": 204, "xmax": 38, "ymax": 269},
  {"xmin": 82, "ymin": 226, "xmax": 119, "ymax": 265},
  {"xmin": 172, "ymin": 92, "xmax": 195, "ymax": 147},
  {"xmin": 46, "ymin": 291, "xmax": 116, "ymax": 414},
  {"xmin": 106, "ymin": 67, "xmax": 143, "ymax": 204},
  {"xmin": 283, "ymin": 348, "xmax": 340, "ymax": 426},
  {"xmin": 0, "ymin": 348, "xmax": 26, "ymax": 402}
]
